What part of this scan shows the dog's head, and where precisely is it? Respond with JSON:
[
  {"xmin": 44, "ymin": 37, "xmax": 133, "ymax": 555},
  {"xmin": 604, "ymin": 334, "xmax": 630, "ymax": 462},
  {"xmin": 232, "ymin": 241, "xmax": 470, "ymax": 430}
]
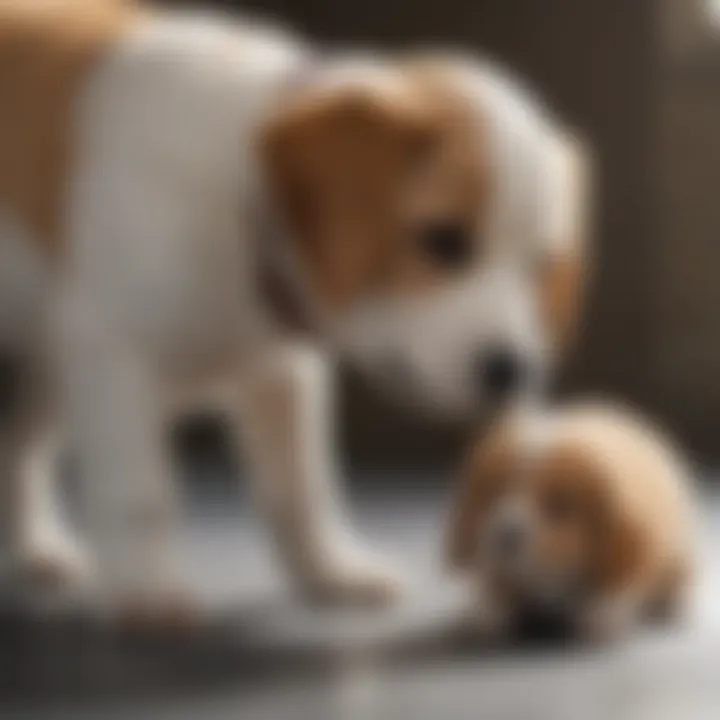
[
  {"xmin": 445, "ymin": 406, "xmax": 664, "ymax": 606},
  {"xmin": 261, "ymin": 56, "xmax": 591, "ymax": 417}
]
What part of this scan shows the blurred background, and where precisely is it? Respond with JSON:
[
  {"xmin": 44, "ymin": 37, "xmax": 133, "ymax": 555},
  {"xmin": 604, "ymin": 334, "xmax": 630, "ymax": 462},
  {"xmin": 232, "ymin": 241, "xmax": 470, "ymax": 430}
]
[{"xmin": 172, "ymin": 0, "xmax": 720, "ymax": 474}]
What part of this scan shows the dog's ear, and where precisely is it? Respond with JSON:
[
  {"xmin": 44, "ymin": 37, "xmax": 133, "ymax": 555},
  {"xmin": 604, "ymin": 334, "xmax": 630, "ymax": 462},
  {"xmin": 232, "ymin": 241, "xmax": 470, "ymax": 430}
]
[
  {"xmin": 445, "ymin": 422, "xmax": 515, "ymax": 571},
  {"xmin": 260, "ymin": 83, "xmax": 438, "ymax": 310},
  {"xmin": 539, "ymin": 436, "xmax": 648, "ymax": 596},
  {"xmin": 538, "ymin": 131, "xmax": 593, "ymax": 356},
  {"xmin": 592, "ymin": 486, "xmax": 648, "ymax": 596}
]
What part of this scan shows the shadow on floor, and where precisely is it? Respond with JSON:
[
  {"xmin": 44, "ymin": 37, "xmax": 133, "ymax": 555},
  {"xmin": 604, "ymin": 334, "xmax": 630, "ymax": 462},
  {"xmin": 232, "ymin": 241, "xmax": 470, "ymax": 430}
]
[{"xmin": 0, "ymin": 599, "xmax": 586, "ymax": 706}]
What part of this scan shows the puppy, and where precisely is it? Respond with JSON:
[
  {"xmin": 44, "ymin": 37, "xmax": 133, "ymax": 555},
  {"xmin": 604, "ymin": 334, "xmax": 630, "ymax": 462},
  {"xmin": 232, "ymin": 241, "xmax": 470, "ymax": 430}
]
[
  {"xmin": 446, "ymin": 403, "xmax": 695, "ymax": 641},
  {"xmin": 0, "ymin": 1, "xmax": 590, "ymax": 620}
]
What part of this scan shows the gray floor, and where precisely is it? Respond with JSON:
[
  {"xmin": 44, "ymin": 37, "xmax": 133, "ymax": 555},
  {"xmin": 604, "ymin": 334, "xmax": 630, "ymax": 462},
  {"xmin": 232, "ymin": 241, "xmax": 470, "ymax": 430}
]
[{"xmin": 2, "ymin": 477, "xmax": 720, "ymax": 720}]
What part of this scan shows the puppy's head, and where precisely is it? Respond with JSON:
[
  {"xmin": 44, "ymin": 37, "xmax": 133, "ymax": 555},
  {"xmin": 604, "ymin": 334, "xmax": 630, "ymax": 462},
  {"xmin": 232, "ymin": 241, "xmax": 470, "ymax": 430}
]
[
  {"xmin": 261, "ymin": 56, "xmax": 590, "ymax": 417},
  {"xmin": 446, "ymin": 412, "xmax": 639, "ymax": 603}
]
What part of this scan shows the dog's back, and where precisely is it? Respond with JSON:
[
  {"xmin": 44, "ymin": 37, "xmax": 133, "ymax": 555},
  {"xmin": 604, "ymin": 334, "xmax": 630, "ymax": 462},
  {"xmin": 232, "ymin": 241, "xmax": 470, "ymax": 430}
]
[{"xmin": 0, "ymin": 0, "xmax": 140, "ymax": 253}]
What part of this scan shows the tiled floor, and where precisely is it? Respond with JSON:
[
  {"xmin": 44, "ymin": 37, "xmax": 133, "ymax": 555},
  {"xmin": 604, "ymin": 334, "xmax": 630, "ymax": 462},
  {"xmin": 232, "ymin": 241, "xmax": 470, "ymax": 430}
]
[{"xmin": 2, "ymin": 479, "xmax": 719, "ymax": 719}]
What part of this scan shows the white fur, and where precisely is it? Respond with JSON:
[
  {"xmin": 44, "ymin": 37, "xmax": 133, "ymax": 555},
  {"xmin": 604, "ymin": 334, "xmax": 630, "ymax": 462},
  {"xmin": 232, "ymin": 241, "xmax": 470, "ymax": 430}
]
[{"xmin": 0, "ymin": 12, "xmax": 580, "ymax": 613}]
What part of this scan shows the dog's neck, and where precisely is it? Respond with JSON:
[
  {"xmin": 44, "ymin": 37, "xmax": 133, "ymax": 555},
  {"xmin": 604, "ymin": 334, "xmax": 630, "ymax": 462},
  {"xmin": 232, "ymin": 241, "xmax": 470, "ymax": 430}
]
[
  {"xmin": 249, "ymin": 57, "xmax": 328, "ymax": 340},
  {"xmin": 251, "ymin": 196, "xmax": 323, "ymax": 339}
]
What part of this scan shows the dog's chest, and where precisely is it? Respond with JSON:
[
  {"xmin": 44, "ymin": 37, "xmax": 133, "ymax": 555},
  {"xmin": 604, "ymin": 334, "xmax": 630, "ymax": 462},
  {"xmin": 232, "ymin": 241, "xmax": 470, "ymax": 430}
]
[{"xmin": 62, "ymin": 15, "xmax": 304, "ymax": 368}]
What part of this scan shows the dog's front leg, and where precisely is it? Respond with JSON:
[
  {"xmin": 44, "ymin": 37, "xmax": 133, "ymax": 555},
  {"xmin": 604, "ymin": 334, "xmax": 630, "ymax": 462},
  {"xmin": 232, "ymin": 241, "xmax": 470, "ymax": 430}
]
[
  {"xmin": 59, "ymin": 305, "xmax": 190, "ymax": 624},
  {"xmin": 234, "ymin": 343, "xmax": 401, "ymax": 605}
]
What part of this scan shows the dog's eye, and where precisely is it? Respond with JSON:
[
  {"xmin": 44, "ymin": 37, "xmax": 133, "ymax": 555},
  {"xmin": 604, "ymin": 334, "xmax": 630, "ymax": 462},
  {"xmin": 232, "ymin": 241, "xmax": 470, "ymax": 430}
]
[{"xmin": 417, "ymin": 222, "xmax": 473, "ymax": 269}]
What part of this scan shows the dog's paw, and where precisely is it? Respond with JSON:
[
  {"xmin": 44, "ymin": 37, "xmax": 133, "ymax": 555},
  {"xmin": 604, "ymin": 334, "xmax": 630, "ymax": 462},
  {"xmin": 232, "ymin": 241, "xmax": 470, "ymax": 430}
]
[
  {"xmin": 112, "ymin": 591, "xmax": 201, "ymax": 636},
  {"xmin": 298, "ymin": 547, "xmax": 404, "ymax": 606},
  {"xmin": 14, "ymin": 530, "xmax": 91, "ymax": 599},
  {"xmin": 70, "ymin": 579, "xmax": 201, "ymax": 634}
]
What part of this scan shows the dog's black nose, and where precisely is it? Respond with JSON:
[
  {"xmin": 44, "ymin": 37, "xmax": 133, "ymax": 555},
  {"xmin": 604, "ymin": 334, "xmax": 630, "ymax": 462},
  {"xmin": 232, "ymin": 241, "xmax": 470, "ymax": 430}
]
[{"xmin": 478, "ymin": 348, "xmax": 524, "ymax": 398}]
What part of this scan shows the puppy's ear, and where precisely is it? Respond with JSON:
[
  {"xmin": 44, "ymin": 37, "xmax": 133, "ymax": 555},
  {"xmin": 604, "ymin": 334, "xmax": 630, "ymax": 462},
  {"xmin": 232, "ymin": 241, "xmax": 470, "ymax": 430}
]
[
  {"xmin": 260, "ymin": 83, "xmax": 437, "ymax": 309},
  {"xmin": 445, "ymin": 422, "xmax": 514, "ymax": 571},
  {"xmin": 591, "ymin": 473, "xmax": 648, "ymax": 596},
  {"xmin": 539, "ymin": 131, "xmax": 593, "ymax": 355}
]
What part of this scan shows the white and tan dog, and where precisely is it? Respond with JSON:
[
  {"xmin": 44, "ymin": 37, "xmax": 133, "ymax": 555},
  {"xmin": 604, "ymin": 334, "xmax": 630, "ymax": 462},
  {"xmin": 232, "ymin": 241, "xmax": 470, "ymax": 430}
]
[{"xmin": 0, "ymin": 0, "xmax": 589, "ymax": 619}]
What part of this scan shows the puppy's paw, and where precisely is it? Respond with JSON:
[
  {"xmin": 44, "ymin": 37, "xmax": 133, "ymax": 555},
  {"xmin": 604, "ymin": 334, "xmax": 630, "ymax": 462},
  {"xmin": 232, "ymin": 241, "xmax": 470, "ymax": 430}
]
[
  {"xmin": 298, "ymin": 546, "xmax": 404, "ymax": 606},
  {"xmin": 471, "ymin": 604, "xmax": 513, "ymax": 641},
  {"xmin": 464, "ymin": 582, "xmax": 514, "ymax": 642},
  {"xmin": 578, "ymin": 599, "xmax": 635, "ymax": 645}
]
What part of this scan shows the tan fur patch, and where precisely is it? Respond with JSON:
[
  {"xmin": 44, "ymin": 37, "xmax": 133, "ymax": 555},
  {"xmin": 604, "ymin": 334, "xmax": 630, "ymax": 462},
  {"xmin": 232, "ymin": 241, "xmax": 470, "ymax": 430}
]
[
  {"xmin": 535, "ymin": 439, "xmax": 649, "ymax": 594},
  {"xmin": 539, "ymin": 135, "xmax": 592, "ymax": 353},
  {"xmin": 445, "ymin": 419, "xmax": 516, "ymax": 570},
  {"xmin": 554, "ymin": 408, "xmax": 692, "ymax": 599},
  {"xmin": 539, "ymin": 135, "xmax": 592, "ymax": 354},
  {"xmin": 261, "ymin": 68, "xmax": 489, "ymax": 311},
  {"xmin": 540, "ymin": 250, "xmax": 584, "ymax": 353},
  {"xmin": 0, "ymin": 0, "xmax": 144, "ymax": 257}
]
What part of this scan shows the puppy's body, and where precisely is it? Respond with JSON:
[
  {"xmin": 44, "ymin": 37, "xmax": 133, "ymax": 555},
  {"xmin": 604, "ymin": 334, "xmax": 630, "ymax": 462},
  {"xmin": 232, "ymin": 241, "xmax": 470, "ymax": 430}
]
[
  {"xmin": 447, "ymin": 403, "xmax": 695, "ymax": 641},
  {"xmin": 0, "ymin": 1, "xmax": 589, "ymax": 616}
]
